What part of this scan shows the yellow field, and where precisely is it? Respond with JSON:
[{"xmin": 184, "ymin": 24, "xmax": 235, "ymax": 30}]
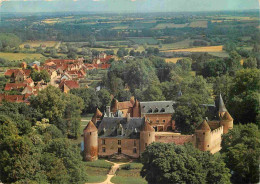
[
  {"xmin": 20, "ymin": 41, "xmax": 58, "ymax": 48},
  {"xmin": 189, "ymin": 21, "xmax": 208, "ymax": 28},
  {"xmin": 161, "ymin": 45, "xmax": 223, "ymax": 53},
  {"xmin": 112, "ymin": 26, "xmax": 129, "ymax": 30},
  {"xmin": 165, "ymin": 57, "xmax": 184, "ymax": 63},
  {"xmin": 154, "ymin": 23, "xmax": 188, "ymax": 29},
  {"xmin": 42, "ymin": 18, "xmax": 60, "ymax": 24},
  {"xmin": 0, "ymin": 52, "xmax": 45, "ymax": 61}
]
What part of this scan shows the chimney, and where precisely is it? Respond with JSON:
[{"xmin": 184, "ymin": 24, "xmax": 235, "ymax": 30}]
[
  {"xmin": 106, "ymin": 106, "xmax": 110, "ymax": 116},
  {"xmin": 126, "ymin": 113, "xmax": 131, "ymax": 122}
]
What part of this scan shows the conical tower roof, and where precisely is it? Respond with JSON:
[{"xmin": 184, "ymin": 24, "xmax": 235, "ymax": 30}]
[
  {"xmin": 219, "ymin": 94, "xmax": 227, "ymax": 112},
  {"xmin": 222, "ymin": 112, "xmax": 233, "ymax": 121},
  {"xmin": 197, "ymin": 120, "xmax": 211, "ymax": 131},
  {"xmin": 141, "ymin": 120, "xmax": 155, "ymax": 132},
  {"xmin": 95, "ymin": 108, "xmax": 103, "ymax": 118},
  {"xmin": 133, "ymin": 99, "xmax": 140, "ymax": 107},
  {"xmin": 84, "ymin": 121, "xmax": 97, "ymax": 132},
  {"xmin": 130, "ymin": 96, "xmax": 135, "ymax": 105}
]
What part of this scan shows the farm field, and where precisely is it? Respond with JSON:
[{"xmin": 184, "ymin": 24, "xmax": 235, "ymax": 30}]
[
  {"xmin": 189, "ymin": 20, "xmax": 208, "ymax": 28},
  {"xmin": 153, "ymin": 23, "xmax": 188, "ymax": 29},
  {"xmin": 161, "ymin": 45, "xmax": 223, "ymax": 52},
  {"xmin": 128, "ymin": 37, "xmax": 159, "ymax": 45},
  {"xmin": 20, "ymin": 41, "xmax": 59, "ymax": 48},
  {"xmin": 0, "ymin": 52, "xmax": 45, "ymax": 61},
  {"xmin": 112, "ymin": 26, "xmax": 129, "ymax": 29},
  {"xmin": 165, "ymin": 57, "xmax": 184, "ymax": 63},
  {"xmin": 160, "ymin": 39, "xmax": 192, "ymax": 51}
]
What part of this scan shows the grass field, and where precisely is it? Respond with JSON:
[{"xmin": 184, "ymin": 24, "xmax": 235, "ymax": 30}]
[
  {"xmin": 20, "ymin": 41, "xmax": 58, "ymax": 48},
  {"xmin": 165, "ymin": 57, "xmax": 184, "ymax": 63},
  {"xmin": 0, "ymin": 52, "xmax": 45, "ymax": 61},
  {"xmin": 189, "ymin": 21, "xmax": 208, "ymax": 28},
  {"xmin": 111, "ymin": 162, "xmax": 147, "ymax": 184},
  {"xmin": 208, "ymin": 52, "xmax": 229, "ymax": 58},
  {"xmin": 112, "ymin": 26, "xmax": 129, "ymax": 30},
  {"xmin": 154, "ymin": 23, "xmax": 188, "ymax": 29},
  {"xmin": 160, "ymin": 39, "xmax": 192, "ymax": 51},
  {"xmin": 161, "ymin": 45, "xmax": 223, "ymax": 52},
  {"xmin": 128, "ymin": 37, "xmax": 159, "ymax": 45}
]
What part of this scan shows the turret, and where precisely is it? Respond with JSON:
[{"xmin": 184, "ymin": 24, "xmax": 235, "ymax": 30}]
[
  {"xmin": 130, "ymin": 96, "xmax": 135, "ymax": 105},
  {"xmin": 111, "ymin": 99, "xmax": 119, "ymax": 113},
  {"xmin": 91, "ymin": 108, "xmax": 103, "ymax": 123},
  {"xmin": 195, "ymin": 120, "xmax": 211, "ymax": 151},
  {"xmin": 218, "ymin": 94, "xmax": 227, "ymax": 118},
  {"xmin": 220, "ymin": 112, "xmax": 233, "ymax": 134},
  {"xmin": 140, "ymin": 120, "xmax": 155, "ymax": 153},
  {"xmin": 83, "ymin": 121, "xmax": 98, "ymax": 161},
  {"xmin": 133, "ymin": 99, "xmax": 141, "ymax": 117}
]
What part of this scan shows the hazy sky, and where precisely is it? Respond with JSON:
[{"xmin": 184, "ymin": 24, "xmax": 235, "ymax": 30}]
[{"xmin": 0, "ymin": 0, "xmax": 259, "ymax": 13}]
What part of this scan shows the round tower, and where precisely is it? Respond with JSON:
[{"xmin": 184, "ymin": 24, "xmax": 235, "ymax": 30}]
[
  {"xmin": 140, "ymin": 120, "xmax": 155, "ymax": 153},
  {"xmin": 220, "ymin": 112, "xmax": 233, "ymax": 134},
  {"xmin": 83, "ymin": 121, "xmax": 98, "ymax": 161},
  {"xmin": 195, "ymin": 120, "xmax": 211, "ymax": 151}
]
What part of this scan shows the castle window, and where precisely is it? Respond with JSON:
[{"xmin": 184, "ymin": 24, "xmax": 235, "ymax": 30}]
[
  {"xmin": 134, "ymin": 140, "xmax": 136, "ymax": 146},
  {"xmin": 156, "ymin": 120, "xmax": 159, "ymax": 123},
  {"xmin": 145, "ymin": 143, "xmax": 147, "ymax": 147},
  {"xmin": 163, "ymin": 120, "xmax": 166, "ymax": 123},
  {"xmin": 118, "ymin": 140, "xmax": 121, "ymax": 145},
  {"xmin": 102, "ymin": 147, "xmax": 106, "ymax": 153},
  {"xmin": 208, "ymin": 145, "xmax": 209, "ymax": 147},
  {"xmin": 149, "ymin": 133, "xmax": 150, "ymax": 137},
  {"xmin": 90, "ymin": 132, "xmax": 92, "ymax": 135},
  {"xmin": 203, "ymin": 133, "xmax": 205, "ymax": 135},
  {"xmin": 133, "ymin": 148, "xmax": 137, "ymax": 153},
  {"xmin": 102, "ymin": 139, "xmax": 106, "ymax": 145}
]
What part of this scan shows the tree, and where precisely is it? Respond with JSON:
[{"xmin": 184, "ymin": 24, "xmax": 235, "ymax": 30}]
[
  {"xmin": 228, "ymin": 69, "xmax": 260, "ymax": 124},
  {"xmin": 115, "ymin": 90, "xmax": 132, "ymax": 102},
  {"xmin": 31, "ymin": 70, "xmax": 51, "ymax": 83},
  {"xmin": 141, "ymin": 142, "xmax": 231, "ymax": 184},
  {"xmin": 174, "ymin": 94, "xmax": 207, "ymax": 134},
  {"xmin": 243, "ymin": 57, "xmax": 257, "ymax": 69},
  {"xmin": 176, "ymin": 58, "xmax": 192, "ymax": 71},
  {"xmin": 97, "ymin": 88, "xmax": 111, "ymax": 111},
  {"xmin": 221, "ymin": 124, "xmax": 260, "ymax": 183},
  {"xmin": 143, "ymin": 83, "xmax": 165, "ymax": 101}
]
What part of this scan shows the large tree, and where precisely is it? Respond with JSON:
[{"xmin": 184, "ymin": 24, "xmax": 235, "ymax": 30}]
[
  {"xmin": 221, "ymin": 124, "xmax": 260, "ymax": 184},
  {"xmin": 141, "ymin": 143, "xmax": 231, "ymax": 184}
]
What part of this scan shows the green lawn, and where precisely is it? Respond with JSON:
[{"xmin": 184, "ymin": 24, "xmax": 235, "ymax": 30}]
[
  {"xmin": 85, "ymin": 160, "xmax": 113, "ymax": 183},
  {"xmin": 111, "ymin": 161, "xmax": 147, "ymax": 184}
]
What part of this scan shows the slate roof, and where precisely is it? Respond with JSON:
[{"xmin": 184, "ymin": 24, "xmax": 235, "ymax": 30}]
[
  {"xmin": 97, "ymin": 117, "xmax": 145, "ymax": 138},
  {"xmin": 140, "ymin": 101, "xmax": 175, "ymax": 114},
  {"xmin": 218, "ymin": 94, "xmax": 227, "ymax": 112}
]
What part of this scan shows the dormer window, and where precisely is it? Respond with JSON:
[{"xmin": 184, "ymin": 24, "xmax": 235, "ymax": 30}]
[
  {"xmin": 154, "ymin": 108, "xmax": 159, "ymax": 113},
  {"xmin": 148, "ymin": 108, "xmax": 152, "ymax": 113},
  {"xmin": 161, "ymin": 108, "xmax": 165, "ymax": 112}
]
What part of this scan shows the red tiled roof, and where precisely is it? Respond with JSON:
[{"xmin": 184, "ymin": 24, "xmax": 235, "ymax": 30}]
[
  {"xmin": 59, "ymin": 80, "xmax": 79, "ymax": 89},
  {"xmin": 118, "ymin": 101, "xmax": 134, "ymax": 110},
  {"xmin": 4, "ymin": 69, "xmax": 31, "ymax": 77},
  {"xmin": 0, "ymin": 94, "xmax": 25, "ymax": 103},
  {"xmin": 4, "ymin": 83, "xmax": 27, "ymax": 91}
]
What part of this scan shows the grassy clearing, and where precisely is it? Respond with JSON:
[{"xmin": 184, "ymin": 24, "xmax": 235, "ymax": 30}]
[
  {"xmin": 161, "ymin": 45, "xmax": 223, "ymax": 53},
  {"xmin": 165, "ymin": 57, "xmax": 184, "ymax": 63},
  {"xmin": 85, "ymin": 159, "xmax": 113, "ymax": 169},
  {"xmin": 0, "ymin": 52, "xmax": 45, "ymax": 61},
  {"xmin": 128, "ymin": 37, "xmax": 159, "ymax": 45},
  {"xmin": 153, "ymin": 23, "xmax": 188, "ymax": 29},
  {"xmin": 189, "ymin": 21, "xmax": 208, "ymax": 28},
  {"xmin": 208, "ymin": 52, "xmax": 229, "ymax": 58},
  {"xmin": 112, "ymin": 26, "xmax": 129, "ymax": 30},
  {"xmin": 160, "ymin": 39, "xmax": 192, "ymax": 51},
  {"xmin": 112, "ymin": 162, "xmax": 147, "ymax": 184},
  {"xmin": 85, "ymin": 165, "xmax": 109, "ymax": 183},
  {"xmin": 20, "ymin": 41, "xmax": 58, "ymax": 48}
]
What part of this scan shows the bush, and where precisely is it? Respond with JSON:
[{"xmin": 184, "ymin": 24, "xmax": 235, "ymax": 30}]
[{"xmin": 121, "ymin": 164, "xmax": 131, "ymax": 170}]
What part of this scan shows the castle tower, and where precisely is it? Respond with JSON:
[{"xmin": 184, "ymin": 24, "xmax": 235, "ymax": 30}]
[
  {"xmin": 218, "ymin": 94, "xmax": 227, "ymax": 118},
  {"xmin": 220, "ymin": 112, "xmax": 233, "ymax": 134},
  {"xmin": 83, "ymin": 121, "xmax": 98, "ymax": 161},
  {"xmin": 111, "ymin": 99, "xmax": 119, "ymax": 113},
  {"xmin": 140, "ymin": 120, "xmax": 155, "ymax": 153},
  {"xmin": 195, "ymin": 120, "xmax": 211, "ymax": 151},
  {"xmin": 133, "ymin": 99, "xmax": 141, "ymax": 117},
  {"xmin": 91, "ymin": 108, "xmax": 103, "ymax": 124}
]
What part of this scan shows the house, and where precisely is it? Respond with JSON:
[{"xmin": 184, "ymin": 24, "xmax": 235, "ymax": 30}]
[
  {"xmin": 4, "ymin": 83, "xmax": 27, "ymax": 91},
  {"xmin": 5, "ymin": 69, "xmax": 31, "ymax": 83},
  {"xmin": 83, "ymin": 94, "xmax": 233, "ymax": 161},
  {"xmin": 59, "ymin": 80, "xmax": 80, "ymax": 93},
  {"xmin": 0, "ymin": 94, "xmax": 30, "ymax": 104}
]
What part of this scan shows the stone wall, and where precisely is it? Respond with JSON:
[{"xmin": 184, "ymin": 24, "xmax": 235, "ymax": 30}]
[
  {"xmin": 155, "ymin": 134, "xmax": 194, "ymax": 145},
  {"xmin": 143, "ymin": 113, "xmax": 174, "ymax": 131},
  {"xmin": 209, "ymin": 126, "xmax": 223, "ymax": 154},
  {"xmin": 98, "ymin": 138, "xmax": 140, "ymax": 158}
]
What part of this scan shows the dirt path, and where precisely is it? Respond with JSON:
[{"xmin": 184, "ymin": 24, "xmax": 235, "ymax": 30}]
[{"xmin": 85, "ymin": 160, "xmax": 130, "ymax": 184}]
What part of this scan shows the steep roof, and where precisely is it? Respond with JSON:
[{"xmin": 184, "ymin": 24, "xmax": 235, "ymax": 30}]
[
  {"xmin": 222, "ymin": 112, "xmax": 233, "ymax": 121},
  {"xmin": 4, "ymin": 69, "xmax": 31, "ymax": 77},
  {"xmin": 118, "ymin": 101, "xmax": 134, "ymax": 110},
  {"xmin": 95, "ymin": 108, "xmax": 103, "ymax": 118},
  {"xmin": 84, "ymin": 121, "xmax": 98, "ymax": 132},
  {"xmin": 97, "ymin": 117, "xmax": 145, "ymax": 138},
  {"xmin": 4, "ymin": 83, "xmax": 27, "ymax": 91},
  {"xmin": 141, "ymin": 120, "xmax": 155, "ymax": 132},
  {"xmin": 140, "ymin": 101, "xmax": 175, "ymax": 114},
  {"xmin": 130, "ymin": 96, "xmax": 135, "ymax": 105},
  {"xmin": 197, "ymin": 120, "xmax": 211, "ymax": 131},
  {"xmin": 218, "ymin": 94, "xmax": 227, "ymax": 112}
]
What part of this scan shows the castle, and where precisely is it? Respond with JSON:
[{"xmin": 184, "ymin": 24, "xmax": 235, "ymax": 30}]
[{"xmin": 83, "ymin": 95, "xmax": 233, "ymax": 161}]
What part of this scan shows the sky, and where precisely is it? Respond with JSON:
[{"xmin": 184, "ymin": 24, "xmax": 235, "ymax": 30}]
[{"xmin": 0, "ymin": 0, "xmax": 259, "ymax": 13}]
